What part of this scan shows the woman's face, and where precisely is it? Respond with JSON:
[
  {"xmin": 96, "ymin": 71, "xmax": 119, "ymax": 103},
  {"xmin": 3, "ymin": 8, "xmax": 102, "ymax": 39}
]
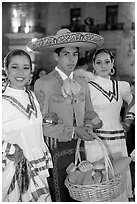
[
  {"xmin": 39, "ymin": 70, "xmax": 46, "ymax": 78},
  {"xmin": 6, "ymin": 55, "xmax": 31, "ymax": 90},
  {"xmin": 93, "ymin": 52, "xmax": 114, "ymax": 78}
]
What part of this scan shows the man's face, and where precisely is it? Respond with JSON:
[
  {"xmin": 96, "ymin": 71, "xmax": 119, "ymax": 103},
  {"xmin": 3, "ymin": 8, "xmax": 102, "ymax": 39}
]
[{"xmin": 54, "ymin": 47, "xmax": 79, "ymax": 76}]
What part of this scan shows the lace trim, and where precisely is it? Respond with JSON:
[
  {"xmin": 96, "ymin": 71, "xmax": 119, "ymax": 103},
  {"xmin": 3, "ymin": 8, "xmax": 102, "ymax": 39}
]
[
  {"xmin": 89, "ymin": 80, "xmax": 118, "ymax": 102},
  {"xmin": 2, "ymin": 90, "xmax": 37, "ymax": 119}
]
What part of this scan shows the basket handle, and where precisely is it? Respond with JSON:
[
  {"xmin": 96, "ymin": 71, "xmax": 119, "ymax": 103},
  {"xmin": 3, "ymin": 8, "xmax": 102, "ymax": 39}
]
[
  {"xmin": 75, "ymin": 138, "xmax": 82, "ymax": 165},
  {"xmin": 92, "ymin": 133, "xmax": 115, "ymax": 181},
  {"xmin": 75, "ymin": 133, "xmax": 115, "ymax": 181}
]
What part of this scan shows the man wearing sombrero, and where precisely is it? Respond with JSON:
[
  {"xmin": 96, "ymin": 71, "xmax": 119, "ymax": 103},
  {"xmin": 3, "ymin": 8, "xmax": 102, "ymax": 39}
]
[{"xmin": 28, "ymin": 28, "xmax": 104, "ymax": 201}]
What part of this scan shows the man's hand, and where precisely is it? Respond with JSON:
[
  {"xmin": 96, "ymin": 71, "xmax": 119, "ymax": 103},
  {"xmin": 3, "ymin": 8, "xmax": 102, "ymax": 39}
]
[
  {"xmin": 74, "ymin": 126, "xmax": 95, "ymax": 141},
  {"xmin": 6, "ymin": 144, "xmax": 24, "ymax": 164}
]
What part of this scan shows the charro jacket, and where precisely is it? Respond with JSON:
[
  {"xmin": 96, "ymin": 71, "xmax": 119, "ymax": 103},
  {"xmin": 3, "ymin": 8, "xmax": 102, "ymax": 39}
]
[{"xmin": 34, "ymin": 69, "xmax": 98, "ymax": 149}]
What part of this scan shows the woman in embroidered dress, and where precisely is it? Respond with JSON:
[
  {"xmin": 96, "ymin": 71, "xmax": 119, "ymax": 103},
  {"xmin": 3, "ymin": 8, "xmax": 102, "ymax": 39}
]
[
  {"xmin": 2, "ymin": 49, "xmax": 53, "ymax": 202},
  {"xmin": 74, "ymin": 48, "xmax": 135, "ymax": 201}
]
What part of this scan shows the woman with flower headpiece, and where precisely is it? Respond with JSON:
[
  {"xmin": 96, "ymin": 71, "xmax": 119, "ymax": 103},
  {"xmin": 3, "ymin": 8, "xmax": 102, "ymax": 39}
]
[
  {"xmin": 28, "ymin": 28, "xmax": 104, "ymax": 201},
  {"xmin": 2, "ymin": 49, "xmax": 53, "ymax": 202},
  {"xmin": 74, "ymin": 48, "xmax": 135, "ymax": 201}
]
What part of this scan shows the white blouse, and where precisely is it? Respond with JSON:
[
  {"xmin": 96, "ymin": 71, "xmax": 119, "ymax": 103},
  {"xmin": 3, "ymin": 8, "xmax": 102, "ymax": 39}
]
[{"xmin": 2, "ymin": 86, "xmax": 53, "ymax": 176}]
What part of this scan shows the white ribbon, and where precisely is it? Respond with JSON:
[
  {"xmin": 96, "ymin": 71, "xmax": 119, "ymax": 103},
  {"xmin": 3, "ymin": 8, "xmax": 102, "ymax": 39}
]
[{"xmin": 61, "ymin": 77, "xmax": 81, "ymax": 99}]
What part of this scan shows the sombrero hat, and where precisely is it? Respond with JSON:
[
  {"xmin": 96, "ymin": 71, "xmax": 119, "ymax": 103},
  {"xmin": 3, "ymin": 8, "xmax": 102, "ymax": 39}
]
[{"xmin": 27, "ymin": 28, "xmax": 104, "ymax": 52}]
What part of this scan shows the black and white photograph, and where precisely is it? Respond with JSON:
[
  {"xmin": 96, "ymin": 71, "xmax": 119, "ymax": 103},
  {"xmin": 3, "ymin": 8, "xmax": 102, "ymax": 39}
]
[{"xmin": 2, "ymin": 1, "xmax": 135, "ymax": 202}]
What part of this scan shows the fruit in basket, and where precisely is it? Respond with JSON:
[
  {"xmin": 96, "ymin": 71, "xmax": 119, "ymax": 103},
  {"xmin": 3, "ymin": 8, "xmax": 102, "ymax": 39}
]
[
  {"xmin": 92, "ymin": 162, "xmax": 105, "ymax": 170},
  {"xmin": 101, "ymin": 156, "xmax": 131, "ymax": 181},
  {"xmin": 102, "ymin": 169, "xmax": 113, "ymax": 181},
  {"xmin": 112, "ymin": 157, "xmax": 131, "ymax": 175},
  {"xmin": 69, "ymin": 169, "xmax": 96, "ymax": 185},
  {"xmin": 91, "ymin": 170, "xmax": 96, "ymax": 176},
  {"xmin": 101, "ymin": 173, "xmax": 108, "ymax": 182},
  {"xmin": 68, "ymin": 170, "xmax": 81, "ymax": 183},
  {"xmin": 75, "ymin": 170, "xmax": 95, "ymax": 185},
  {"xmin": 93, "ymin": 171, "xmax": 102, "ymax": 184},
  {"xmin": 66, "ymin": 162, "xmax": 77, "ymax": 174},
  {"xmin": 73, "ymin": 171, "xmax": 87, "ymax": 185},
  {"xmin": 78, "ymin": 160, "xmax": 93, "ymax": 172},
  {"xmin": 82, "ymin": 171, "xmax": 95, "ymax": 185}
]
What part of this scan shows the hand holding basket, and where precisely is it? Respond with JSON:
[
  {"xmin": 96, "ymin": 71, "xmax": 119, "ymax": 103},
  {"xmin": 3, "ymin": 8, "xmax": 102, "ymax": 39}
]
[{"xmin": 65, "ymin": 133, "xmax": 128, "ymax": 202}]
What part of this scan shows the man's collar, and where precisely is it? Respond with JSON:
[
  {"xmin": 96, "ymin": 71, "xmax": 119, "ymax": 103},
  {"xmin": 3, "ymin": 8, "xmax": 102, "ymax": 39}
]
[{"xmin": 55, "ymin": 66, "xmax": 73, "ymax": 80}]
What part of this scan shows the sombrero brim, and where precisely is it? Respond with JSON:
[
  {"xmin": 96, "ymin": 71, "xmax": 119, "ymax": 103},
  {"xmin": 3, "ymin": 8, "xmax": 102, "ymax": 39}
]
[{"xmin": 27, "ymin": 32, "xmax": 104, "ymax": 52}]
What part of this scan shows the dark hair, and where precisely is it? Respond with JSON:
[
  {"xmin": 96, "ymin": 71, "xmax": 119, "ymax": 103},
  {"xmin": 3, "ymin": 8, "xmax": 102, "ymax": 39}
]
[
  {"xmin": 84, "ymin": 17, "xmax": 94, "ymax": 25},
  {"xmin": 54, "ymin": 47, "xmax": 64, "ymax": 55},
  {"xmin": 77, "ymin": 57, "xmax": 87, "ymax": 67},
  {"xmin": 131, "ymin": 81, "xmax": 135, "ymax": 86},
  {"xmin": 35, "ymin": 68, "xmax": 47, "ymax": 80},
  {"xmin": 4, "ymin": 49, "xmax": 32, "ymax": 70},
  {"xmin": 92, "ymin": 48, "xmax": 114, "ymax": 63},
  {"xmin": 54, "ymin": 47, "xmax": 79, "ymax": 55}
]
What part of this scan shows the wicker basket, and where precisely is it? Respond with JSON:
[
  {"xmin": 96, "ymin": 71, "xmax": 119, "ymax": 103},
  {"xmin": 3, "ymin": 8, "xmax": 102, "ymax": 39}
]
[{"xmin": 65, "ymin": 134, "xmax": 125, "ymax": 202}]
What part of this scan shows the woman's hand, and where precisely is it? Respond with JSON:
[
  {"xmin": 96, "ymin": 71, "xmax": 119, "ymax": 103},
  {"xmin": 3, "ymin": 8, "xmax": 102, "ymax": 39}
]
[{"xmin": 6, "ymin": 144, "xmax": 24, "ymax": 164}]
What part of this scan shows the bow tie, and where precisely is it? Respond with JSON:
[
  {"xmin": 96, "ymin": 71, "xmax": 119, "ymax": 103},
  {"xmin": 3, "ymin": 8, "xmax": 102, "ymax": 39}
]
[{"xmin": 61, "ymin": 77, "xmax": 81, "ymax": 98}]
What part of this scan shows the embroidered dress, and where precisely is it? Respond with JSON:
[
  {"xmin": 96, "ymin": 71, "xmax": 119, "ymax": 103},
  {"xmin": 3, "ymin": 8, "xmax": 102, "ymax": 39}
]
[
  {"xmin": 2, "ymin": 87, "xmax": 53, "ymax": 202},
  {"xmin": 85, "ymin": 76, "xmax": 133, "ymax": 201}
]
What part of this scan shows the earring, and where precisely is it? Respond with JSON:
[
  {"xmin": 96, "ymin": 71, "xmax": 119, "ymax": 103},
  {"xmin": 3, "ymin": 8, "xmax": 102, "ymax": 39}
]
[
  {"xmin": 110, "ymin": 68, "xmax": 115, "ymax": 75},
  {"xmin": 27, "ymin": 78, "xmax": 32, "ymax": 86},
  {"xmin": 93, "ymin": 69, "xmax": 96, "ymax": 74}
]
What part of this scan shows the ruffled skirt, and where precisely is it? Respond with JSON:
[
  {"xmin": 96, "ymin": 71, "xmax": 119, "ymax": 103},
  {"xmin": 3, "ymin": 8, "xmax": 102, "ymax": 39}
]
[
  {"xmin": 84, "ymin": 138, "xmax": 132, "ymax": 202},
  {"xmin": 2, "ymin": 147, "xmax": 53, "ymax": 202}
]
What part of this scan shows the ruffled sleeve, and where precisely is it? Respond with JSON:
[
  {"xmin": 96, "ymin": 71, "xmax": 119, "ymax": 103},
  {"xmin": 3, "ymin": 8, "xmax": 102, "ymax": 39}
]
[
  {"xmin": 119, "ymin": 81, "xmax": 133, "ymax": 104},
  {"xmin": 119, "ymin": 81, "xmax": 135, "ymax": 122},
  {"xmin": 74, "ymin": 69, "xmax": 96, "ymax": 82},
  {"xmin": 2, "ymin": 99, "xmax": 16, "ymax": 155}
]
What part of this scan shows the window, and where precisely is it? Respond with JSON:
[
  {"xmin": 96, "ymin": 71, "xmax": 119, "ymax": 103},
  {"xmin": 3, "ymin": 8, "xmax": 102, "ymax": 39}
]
[
  {"xmin": 106, "ymin": 5, "xmax": 118, "ymax": 29},
  {"xmin": 70, "ymin": 8, "xmax": 81, "ymax": 24},
  {"xmin": 10, "ymin": 2, "xmax": 44, "ymax": 33},
  {"xmin": 70, "ymin": 8, "xmax": 81, "ymax": 31}
]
